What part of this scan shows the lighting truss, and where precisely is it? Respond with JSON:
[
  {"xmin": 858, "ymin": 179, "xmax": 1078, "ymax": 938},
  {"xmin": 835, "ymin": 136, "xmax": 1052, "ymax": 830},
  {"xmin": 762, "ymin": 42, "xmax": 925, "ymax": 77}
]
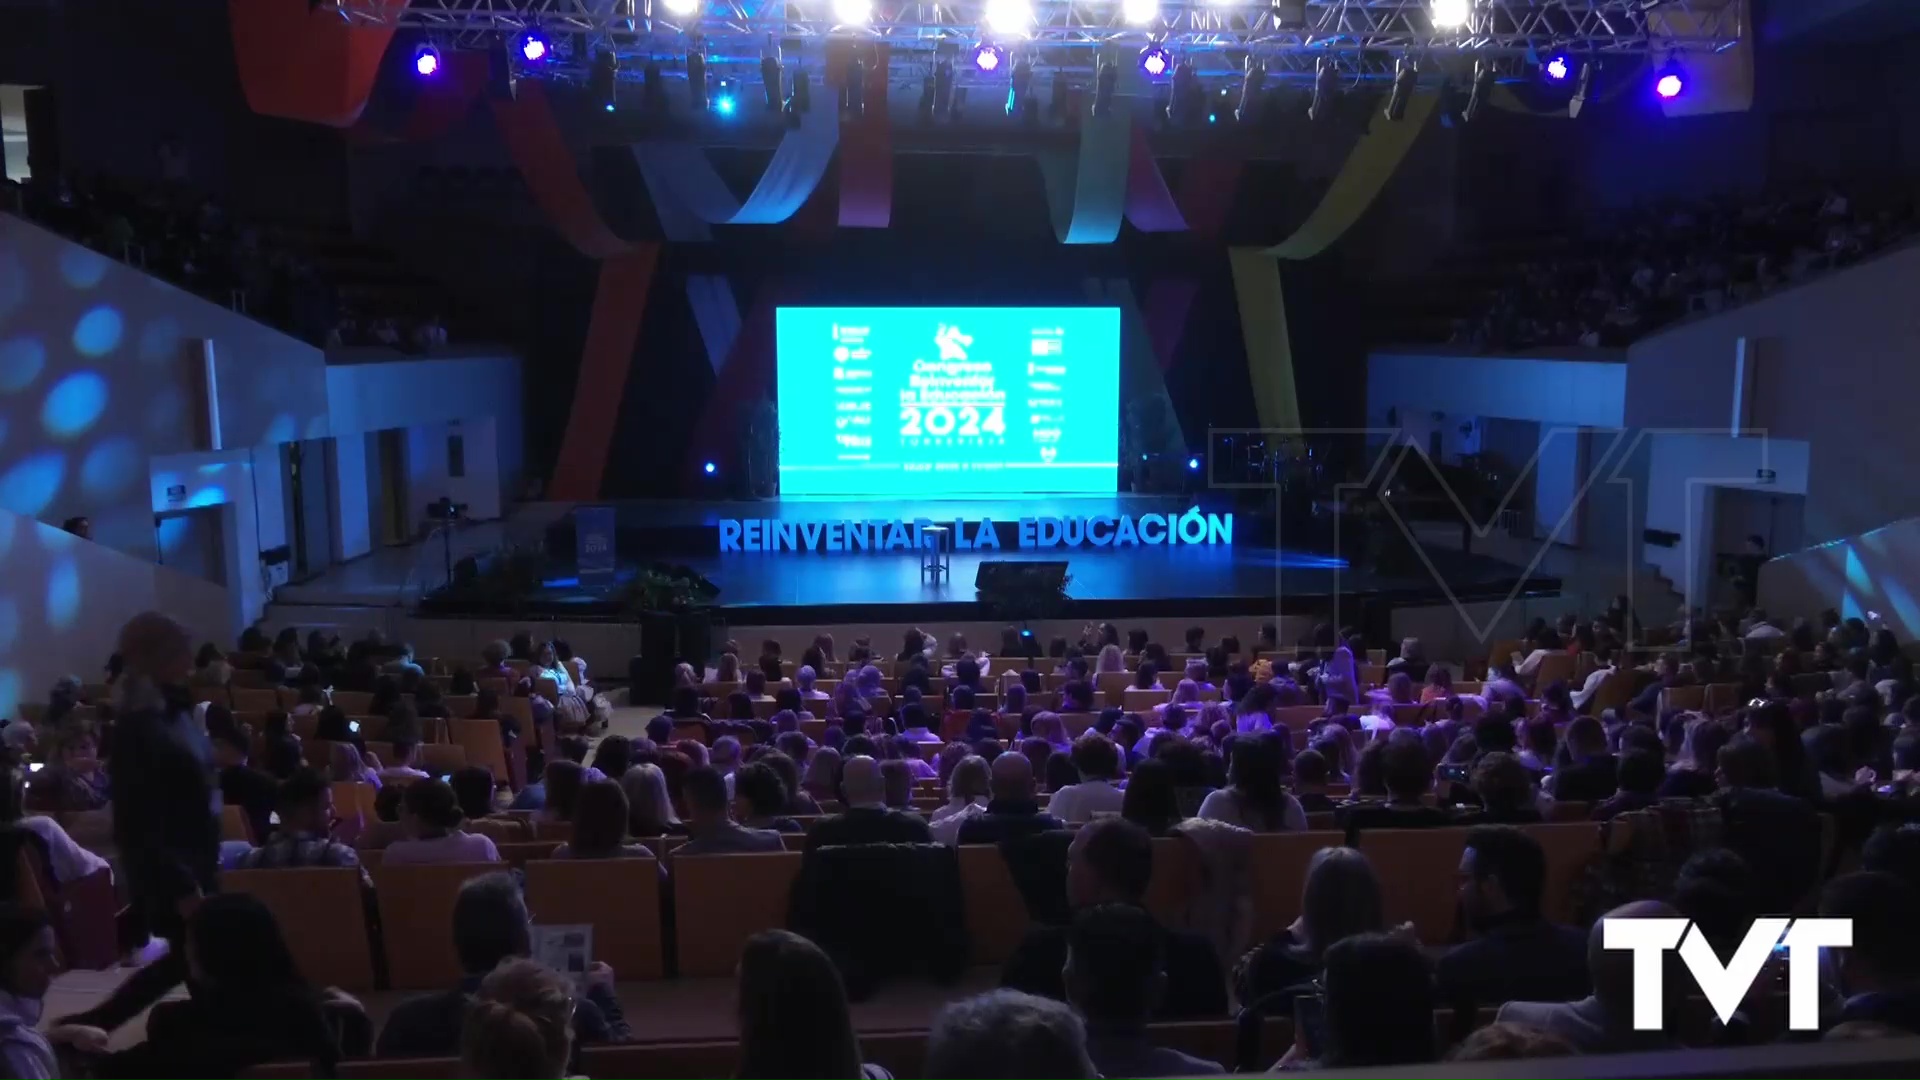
[{"xmin": 323, "ymin": 0, "xmax": 1744, "ymax": 82}]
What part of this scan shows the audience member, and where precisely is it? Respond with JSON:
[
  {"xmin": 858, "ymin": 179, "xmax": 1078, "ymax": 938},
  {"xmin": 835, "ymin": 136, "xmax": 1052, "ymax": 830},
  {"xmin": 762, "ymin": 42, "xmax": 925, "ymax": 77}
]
[
  {"xmin": 1310, "ymin": 932, "xmax": 1436, "ymax": 1068},
  {"xmin": 1065, "ymin": 905, "xmax": 1224, "ymax": 1077},
  {"xmin": 1047, "ymin": 735, "xmax": 1126, "ymax": 823},
  {"xmin": 736, "ymin": 930, "xmax": 891, "ymax": 1078},
  {"xmin": 1438, "ymin": 826, "xmax": 1589, "ymax": 1015},
  {"xmin": 1497, "ymin": 900, "xmax": 1678, "ymax": 1053},
  {"xmin": 957, "ymin": 754, "xmax": 1066, "ymax": 844},
  {"xmin": 806, "ymin": 756, "xmax": 933, "ymax": 850},
  {"xmin": 0, "ymin": 907, "xmax": 74, "ymax": 1078},
  {"xmin": 923, "ymin": 990, "xmax": 1096, "ymax": 1079},
  {"xmin": 1198, "ymin": 732, "xmax": 1305, "ymax": 831},
  {"xmin": 1338, "ymin": 737, "xmax": 1452, "ymax": 836},
  {"xmin": 382, "ymin": 779, "xmax": 501, "ymax": 864},
  {"xmin": 554, "ymin": 779, "xmax": 653, "ymax": 859},
  {"xmin": 1001, "ymin": 817, "xmax": 1226, "ymax": 1018},
  {"xmin": 460, "ymin": 959, "xmax": 575, "ymax": 1080},
  {"xmin": 1236, "ymin": 846, "xmax": 1385, "ymax": 1005},
  {"xmin": 678, "ymin": 767, "xmax": 782, "ymax": 855},
  {"xmin": 1820, "ymin": 871, "xmax": 1920, "ymax": 1033},
  {"xmin": 378, "ymin": 874, "xmax": 625, "ymax": 1058}
]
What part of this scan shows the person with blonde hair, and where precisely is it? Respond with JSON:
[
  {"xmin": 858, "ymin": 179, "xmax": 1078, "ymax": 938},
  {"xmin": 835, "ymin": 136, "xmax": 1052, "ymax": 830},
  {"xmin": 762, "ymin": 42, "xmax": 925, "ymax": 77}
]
[
  {"xmin": 1095, "ymin": 644, "xmax": 1126, "ymax": 675},
  {"xmin": 461, "ymin": 958, "xmax": 575, "ymax": 1079},
  {"xmin": 930, "ymin": 755, "xmax": 992, "ymax": 844},
  {"xmin": 620, "ymin": 763, "xmax": 684, "ymax": 836}
]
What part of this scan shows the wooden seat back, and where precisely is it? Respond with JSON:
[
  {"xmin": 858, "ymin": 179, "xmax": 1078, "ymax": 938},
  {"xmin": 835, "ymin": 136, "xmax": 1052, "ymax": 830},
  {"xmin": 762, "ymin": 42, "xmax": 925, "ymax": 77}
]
[
  {"xmin": 371, "ymin": 862, "xmax": 505, "ymax": 988},
  {"xmin": 524, "ymin": 857, "xmax": 665, "ymax": 979},
  {"xmin": 1356, "ymin": 826, "xmax": 1472, "ymax": 943},
  {"xmin": 224, "ymin": 868, "xmax": 378, "ymax": 991},
  {"xmin": 671, "ymin": 852, "xmax": 802, "ymax": 976}
]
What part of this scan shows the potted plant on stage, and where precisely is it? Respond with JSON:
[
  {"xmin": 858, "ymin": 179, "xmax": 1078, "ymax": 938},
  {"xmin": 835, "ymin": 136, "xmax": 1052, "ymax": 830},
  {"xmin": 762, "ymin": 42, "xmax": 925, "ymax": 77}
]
[{"xmin": 621, "ymin": 564, "xmax": 722, "ymax": 702}]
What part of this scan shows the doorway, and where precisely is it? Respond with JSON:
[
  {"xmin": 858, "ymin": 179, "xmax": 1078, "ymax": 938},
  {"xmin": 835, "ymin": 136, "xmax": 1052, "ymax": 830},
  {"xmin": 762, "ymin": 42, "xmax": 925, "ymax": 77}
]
[
  {"xmin": 154, "ymin": 507, "xmax": 228, "ymax": 587},
  {"xmin": 374, "ymin": 428, "xmax": 411, "ymax": 546},
  {"xmin": 1707, "ymin": 486, "xmax": 1807, "ymax": 608}
]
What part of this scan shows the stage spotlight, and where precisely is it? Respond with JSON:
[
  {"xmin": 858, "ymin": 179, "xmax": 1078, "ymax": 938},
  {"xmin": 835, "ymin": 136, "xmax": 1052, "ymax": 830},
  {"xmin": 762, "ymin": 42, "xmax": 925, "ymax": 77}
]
[
  {"xmin": 589, "ymin": 49, "xmax": 619, "ymax": 110},
  {"xmin": 984, "ymin": 0, "xmax": 1034, "ymax": 38},
  {"xmin": 1007, "ymin": 56, "xmax": 1036, "ymax": 122},
  {"xmin": 933, "ymin": 58, "xmax": 955, "ymax": 114},
  {"xmin": 1187, "ymin": 456, "xmax": 1201, "ymax": 471},
  {"xmin": 972, "ymin": 43, "xmax": 1006, "ymax": 73},
  {"xmin": 843, "ymin": 56, "xmax": 866, "ymax": 115},
  {"xmin": 703, "ymin": 461, "xmax": 717, "ymax": 475},
  {"xmin": 788, "ymin": 68, "xmax": 812, "ymax": 113},
  {"xmin": 1092, "ymin": 56, "xmax": 1117, "ymax": 116},
  {"xmin": 1123, "ymin": 0, "xmax": 1158, "ymax": 25},
  {"xmin": 1568, "ymin": 59, "xmax": 1595, "ymax": 117},
  {"xmin": 1235, "ymin": 57, "xmax": 1263, "ymax": 123},
  {"xmin": 661, "ymin": 0, "xmax": 701, "ymax": 14},
  {"xmin": 1166, "ymin": 57, "xmax": 1201, "ymax": 124},
  {"xmin": 688, "ymin": 51, "xmax": 709, "ymax": 111},
  {"xmin": 516, "ymin": 28, "xmax": 551, "ymax": 63},
  {"xmin": 1384, "ymin": 56, "xmax": 1416, "ymax": 120},
  {"xmin": 1307, "ymin": 55, "xmax": 1338, "ymax": 121},
  {"xmin": 1139, "ymin": 44, "xmax": 1170, "ymax": 78},
  {"xmin": 761, "ymin": 42, "xmax": 782, "ymax": 110},
  {"xmin": 413, "ymin": 43, "xmax": 441, "ymax": 77},
  {"xmin": 1430, "ymin": 0, "xmax": 1470, "ymax": 29},
  {"xmin": 833, "ymin": 0, "xmax": 871, "ymax": 24},
  {"xmin": 1544, "ymin": 55, "xmax": 1570, "ymax": 81},
  {"xmin": 716, "ymin": 91, "xmax": 736, "ymax": 115},
  {"xmin": 1462, "ymin": 58, "xmax": 1492, "ymax": 121},
  {"xmin": 1655, "ymin": 65, "xmax": 1684, "ymax": 99}
]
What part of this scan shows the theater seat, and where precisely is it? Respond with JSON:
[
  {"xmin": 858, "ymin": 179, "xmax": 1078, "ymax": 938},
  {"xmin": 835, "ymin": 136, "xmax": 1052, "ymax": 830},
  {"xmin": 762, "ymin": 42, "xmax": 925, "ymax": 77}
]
[
  {"xmin": 524, "ymin": 857, "xmax": 664, "ymax": 979},
  {"xmin": 1526, "ymin": 822, "xmax": 1603, "ymax": 925},
  {"xmin": 448, "ymin": 719, "xmax": 509, "ymax": 786},
  {"xmin": 372, "ymin": 863, "xmax": 505, "ymax": 988},
  {"xmin": 1356, "ymin": 826, "xmax": 1471, "ymax": 944},
  {"xmin": 224, "ymin": 868, "xmax": 378, "ymax": 991},
  {"xmin": 957, "ymin": 845, "xmax": 1030, "ymax": 965},
  {"xmin": 1245, "ymin": 831, "xmax": 1343, "ymax": 941},
  {"xmin": 672, "ymin": 851, "xmax": 802, "ymax": 976}
]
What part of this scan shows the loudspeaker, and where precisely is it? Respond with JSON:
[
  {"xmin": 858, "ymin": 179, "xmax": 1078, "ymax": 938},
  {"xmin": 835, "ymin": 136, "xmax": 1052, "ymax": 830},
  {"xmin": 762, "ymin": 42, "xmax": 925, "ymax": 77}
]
[{"xmin": 974, "ymin": 561, "xmax": 1069, "ymax": 593}]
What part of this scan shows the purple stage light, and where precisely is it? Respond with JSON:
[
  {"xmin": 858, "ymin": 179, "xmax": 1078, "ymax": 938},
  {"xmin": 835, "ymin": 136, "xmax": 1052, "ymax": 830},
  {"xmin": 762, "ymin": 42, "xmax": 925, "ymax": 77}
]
[
  {"xmin": 1544, "ymin": 56, "xmax": 1569, "ymax": 81},
  {"xmin": 972, "ymin": 44, "xmax": 1005, "ymax": 73},
  {"xmin": 414, "ymin": 45, "xmax": 441, "ymax": 77},
  {"xmin": 1139, "ymin": 45, "xmax": 1171, "ymax": 78},
  {"xmin": 1655, "ymin": 72, "xmax": 1683, "ymax": 99},
  {"xmin": 517, "ymin": 29, "xmax": 551, "ymax": 63}
]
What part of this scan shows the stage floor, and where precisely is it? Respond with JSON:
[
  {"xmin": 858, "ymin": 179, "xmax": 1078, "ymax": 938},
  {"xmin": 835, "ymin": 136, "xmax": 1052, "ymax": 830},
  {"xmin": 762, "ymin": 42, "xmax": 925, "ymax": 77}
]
[{"xmin": 281, "ymin": 501, "xmax": 1559, "ymax": 626}]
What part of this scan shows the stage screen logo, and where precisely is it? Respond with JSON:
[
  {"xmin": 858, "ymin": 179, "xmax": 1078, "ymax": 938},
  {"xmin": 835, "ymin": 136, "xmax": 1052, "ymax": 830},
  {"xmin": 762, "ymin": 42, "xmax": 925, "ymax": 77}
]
[{"xmin": 775, "ymin": 307, "xmax": 1121, "ymax": 497}]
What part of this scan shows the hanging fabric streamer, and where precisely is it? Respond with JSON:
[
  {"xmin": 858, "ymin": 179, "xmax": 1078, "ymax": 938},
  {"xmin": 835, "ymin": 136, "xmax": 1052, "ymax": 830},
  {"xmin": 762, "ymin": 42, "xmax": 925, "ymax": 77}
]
[
  {"xmin": 1123, "ymin": 124, "xmax": 1244, "ymax": 239},
  {"xmin": 1230, "ymin": 92, "xmax": 1438, "ymax": 430},
  {"xmin": 490, "ymin": 80, "xmax": 661, "ymax": 499},
  {"xmin": 634, "ymin": 105, "xmax": 841, "ymax": 242},
  {"xmin": 686, "ymin": 275, "xmax": 743, "ymax": 375},
  {"xmin": 228, "ymin": 0, "xmax": 402, "ymax": 127},
  {"xmin": 1037, "ymin": 109, "xmax": 1133, "ymax": 244}
]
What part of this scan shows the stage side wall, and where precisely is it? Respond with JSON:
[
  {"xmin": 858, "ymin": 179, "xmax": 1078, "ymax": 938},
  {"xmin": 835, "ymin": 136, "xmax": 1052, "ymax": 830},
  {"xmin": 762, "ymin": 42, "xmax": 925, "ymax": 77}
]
[
  {"xmin": 0, "ymin": 213, "xmax": 327, "ymax": 561},
  {"xmin": 1626, "ymin": 241, "xmax": 1920, "ymax": 551},
  {"xmin": 0, "ymin": 504, "xmax": 230, "ymax": 720},
  {"xmin": 1759, "ymin": 516, "xmax": 1920, "ymax": 639}
]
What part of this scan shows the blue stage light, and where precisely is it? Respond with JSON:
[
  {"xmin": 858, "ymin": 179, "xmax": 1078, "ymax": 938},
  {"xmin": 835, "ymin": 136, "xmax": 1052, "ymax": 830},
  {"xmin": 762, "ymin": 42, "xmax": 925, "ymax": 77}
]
[
  {"xmin": 1544, "ymin": 55, "xmax": 1570, "ymax": 81},
  {"xmin": 1138, "ymin": 45, "xmax": 1170, "ymax": 78},
  {"xmin": 1655, "ymin": 70, "xmax": 1684, "ymax": 99},
  {"xmin": 414, "ymin": 44, "xmax": 441, "ymax": 77},
  {"xmin": 1187, "ymin": 456, "xmax": 1201, "ymax": 471},
  {"xmin": 715, "ymin": 94, "xmax": 736, "ymax": 116},
  {"xmin": 517, "ymin": 29, "xmax": 551, "ymax": 63},
  {"xmin": 704, "ymin": 461, "xmax": 718, "ymax": 475}
]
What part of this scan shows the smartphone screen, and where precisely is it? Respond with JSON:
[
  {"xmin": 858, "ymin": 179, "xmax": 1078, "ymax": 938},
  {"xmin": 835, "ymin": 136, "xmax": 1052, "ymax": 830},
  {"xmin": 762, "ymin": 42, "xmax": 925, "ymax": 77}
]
[
  {"xmin": 26, "ymin": 763, "xmax": 42, "ymax": 773},
  {"xmin": 348, "ymin": 720, "xmax": 361, "ymax": 734},
  {"xmin": 1294, "ymin": 992, "xmax": 1327, "ymax": 1060},
  {"xmin": 1438, "ymin": 763, "xmax": 1471, "ymax": 785}
]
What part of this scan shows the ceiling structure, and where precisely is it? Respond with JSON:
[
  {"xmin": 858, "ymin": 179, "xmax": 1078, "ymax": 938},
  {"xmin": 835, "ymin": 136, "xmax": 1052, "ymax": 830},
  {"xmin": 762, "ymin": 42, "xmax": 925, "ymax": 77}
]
[{"xmin": 327, "ymin": 0, "xmax": 1747, "ymax": 82}]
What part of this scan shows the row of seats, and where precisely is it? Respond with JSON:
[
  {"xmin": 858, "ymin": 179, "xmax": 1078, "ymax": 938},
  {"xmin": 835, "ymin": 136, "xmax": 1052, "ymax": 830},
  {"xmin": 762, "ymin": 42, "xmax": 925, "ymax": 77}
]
[{"xmin": 221, "ymin": 822, "xmax": 1610, "ymax": 991}]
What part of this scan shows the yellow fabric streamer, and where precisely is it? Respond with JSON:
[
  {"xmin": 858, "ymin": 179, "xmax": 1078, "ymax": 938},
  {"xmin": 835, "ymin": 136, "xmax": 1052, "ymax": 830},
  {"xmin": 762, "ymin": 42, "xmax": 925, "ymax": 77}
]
[{"xmin": 1230, "ymin": 91, "xmax": 1438, "ymax": 429}]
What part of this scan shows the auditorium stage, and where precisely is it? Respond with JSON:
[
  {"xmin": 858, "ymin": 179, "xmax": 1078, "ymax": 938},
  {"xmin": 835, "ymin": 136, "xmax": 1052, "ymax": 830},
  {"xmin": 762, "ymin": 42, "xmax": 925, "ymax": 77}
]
[{"xmin": 461, "ymin": 495, "xmax": 1564, "ymax": 626}]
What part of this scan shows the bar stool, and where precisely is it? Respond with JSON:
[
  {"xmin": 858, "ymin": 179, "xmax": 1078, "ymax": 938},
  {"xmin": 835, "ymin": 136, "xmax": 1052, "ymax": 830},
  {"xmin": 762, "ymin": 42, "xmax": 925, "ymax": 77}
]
[{"xmin": 920, "ymin": 525, "xmax": 951, "ymax": 582}]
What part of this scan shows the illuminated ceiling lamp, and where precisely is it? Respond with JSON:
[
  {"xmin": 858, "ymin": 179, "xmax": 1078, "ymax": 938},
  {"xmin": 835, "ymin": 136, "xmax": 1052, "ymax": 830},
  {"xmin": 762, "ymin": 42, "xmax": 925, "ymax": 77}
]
[
  {"xmin": 1543, "ymin": 54, "xmax": 1571, "ymax": 82},
  {"xmin": 971, "ymin": 42, "xmax": 1008, "ymax": 73},
  {"xmin": 833, "ymin": 0, "xmax": 872, "ymax": 25},
  {"xmin": 661, "ymin": 0, "xmax": 701, "ymax": 16},
  {"xmin": 1429, "ymin": 0, "xmax": 1470, "ymax": 30},
  {"xmin": 413, "ymin": 42, "xmax": 442, "ymax": 77},
  {"xmin": 984, "ymin": 0, "xmax": 1035, "ymax": 38},
  {"xmin": 1654, "ymin": 61, "xmax": 1685, "ymax": 100},
  {"xmin": 515, "ymin": 28, "xmax": 551, "ymax": 63},
  {"xmin": 1123, "ymin": 0, "xmax": 1158, "ymax": 25},
  {"xmin": 1138, "ymin": 43, "xmax": 1170, "ymax": 77}
]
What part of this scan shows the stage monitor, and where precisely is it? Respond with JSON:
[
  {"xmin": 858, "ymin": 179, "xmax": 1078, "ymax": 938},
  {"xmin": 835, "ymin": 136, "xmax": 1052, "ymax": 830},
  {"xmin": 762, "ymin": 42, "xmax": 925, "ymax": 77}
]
[{"xmin": 775, "ymin": 307, "xmax": 1121, "ymax": 498}]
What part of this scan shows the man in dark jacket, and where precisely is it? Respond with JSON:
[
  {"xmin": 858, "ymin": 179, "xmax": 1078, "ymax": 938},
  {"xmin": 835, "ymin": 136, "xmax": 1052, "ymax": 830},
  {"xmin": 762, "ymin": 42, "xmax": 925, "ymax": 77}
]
[
  {"xmin": 378, "ymin": 873, "xmax": 626, "ymax": 1057},
  {"xmin": 63, "ymin": 612, "xmax": 220, "ymax": 1033},
  {"xmin": 957, "ymin": 754, "xmax": 1066, "ymax": 845},
  {"xmin": 1822, "ymin": 871, "xmax": 1920, "ymax": 1034},
  {"xmin": 1438, "ymin": 825, "xmax": 1589, "ymax": 1024},
  {"xmin": 804, "ymin": 756, "xmax": 931, "ymax": 851},
  {"xmin": 1001, "ymin": 817, "xmax": 1226, "ymax": 1018}
]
